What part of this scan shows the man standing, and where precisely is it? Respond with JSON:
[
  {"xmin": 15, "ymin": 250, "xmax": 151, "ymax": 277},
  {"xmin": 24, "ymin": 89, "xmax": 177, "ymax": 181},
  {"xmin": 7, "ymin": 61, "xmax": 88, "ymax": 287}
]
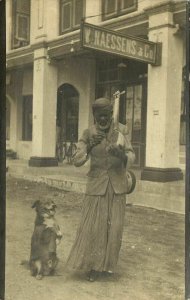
[{"xmin": 66, "ymin": 97, "xmax": 135, "ymax": 281}]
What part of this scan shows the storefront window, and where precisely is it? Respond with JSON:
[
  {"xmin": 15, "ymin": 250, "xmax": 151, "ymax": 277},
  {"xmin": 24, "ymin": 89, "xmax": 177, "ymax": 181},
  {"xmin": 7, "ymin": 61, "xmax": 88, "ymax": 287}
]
[
  {"xmin": 125, "ymin": 84, "xmax": 142, "ymax": 167},
  {"xmin": 60, "ymin": 0, "xmax": 84, "ymax": 34},
  {"xmin": 125, "ymin": 85, "xmax": 142, "ymax": 141},
  {"xmin": 97, "ymin": 59, "xmax": 122, "ymax": 83},
  {"xmin": 12, "ymin": 0, "xmax": 30, "ymax": 49},
  {"xmin": 22, "ymin": 95, "xmax": 33, "ymax": 141},
  {"xmin": 96, "ymin": 57, "xmax": 147, "ymax": 168},
  {"xmin": 133, "ymin": 85, "xmax": 142, "ymax": 142},
  {"xmin": 102, "ymin": 0, "xmax": 137, "ymax": 20}
]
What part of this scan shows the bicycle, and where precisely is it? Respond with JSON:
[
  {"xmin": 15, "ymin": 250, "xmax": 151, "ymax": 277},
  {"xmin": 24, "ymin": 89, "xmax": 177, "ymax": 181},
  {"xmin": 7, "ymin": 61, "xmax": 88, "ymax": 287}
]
[
  {"xmin": 56, "ymin": 134, "xmax": 77, "ymax": 164},
  {"xmin": 62, "ymin": 139, "xmax": 77, "ymax": 164}
]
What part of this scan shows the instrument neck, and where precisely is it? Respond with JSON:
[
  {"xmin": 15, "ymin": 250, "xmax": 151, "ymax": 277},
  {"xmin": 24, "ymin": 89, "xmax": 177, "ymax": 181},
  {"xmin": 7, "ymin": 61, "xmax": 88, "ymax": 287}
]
[{"xmin": 113, "ymin": 97, "xmax": 120, "ymax": 129}]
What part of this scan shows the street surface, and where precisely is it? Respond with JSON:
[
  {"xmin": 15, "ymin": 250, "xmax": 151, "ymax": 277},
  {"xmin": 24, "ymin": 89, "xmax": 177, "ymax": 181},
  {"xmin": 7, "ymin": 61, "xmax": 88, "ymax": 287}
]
[{"xmin": 5, "ymin": 175, "xmax": 184, "ymax": 300}]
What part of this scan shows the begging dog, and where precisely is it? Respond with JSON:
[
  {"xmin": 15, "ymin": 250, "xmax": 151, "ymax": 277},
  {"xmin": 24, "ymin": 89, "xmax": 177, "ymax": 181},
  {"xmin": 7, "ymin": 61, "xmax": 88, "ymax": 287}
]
[{"xmin": 30, "ymin": 199, "xmax": 62, "ymax": 279}]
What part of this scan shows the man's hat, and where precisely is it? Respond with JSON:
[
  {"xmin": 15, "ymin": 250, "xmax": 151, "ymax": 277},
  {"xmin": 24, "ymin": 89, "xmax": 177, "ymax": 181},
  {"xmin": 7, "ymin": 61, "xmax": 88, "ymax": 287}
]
[{"xmin": 92, "ymin": 98, "xmax": 113, "ymax": 112}]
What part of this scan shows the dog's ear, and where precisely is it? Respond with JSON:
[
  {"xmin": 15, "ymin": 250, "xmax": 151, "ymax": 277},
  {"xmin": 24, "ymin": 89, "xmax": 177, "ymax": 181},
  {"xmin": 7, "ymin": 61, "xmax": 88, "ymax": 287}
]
[
  {"xmin": 52, "ymin": 201, "xmax": 57, "ymax": 209},
  {"xmin": 52, "ymin": 202, "xmax": 57, "ymax": 209},
  {"xmin": 31, "ymin": 200, "xmax": 40, "ymax": 209}
]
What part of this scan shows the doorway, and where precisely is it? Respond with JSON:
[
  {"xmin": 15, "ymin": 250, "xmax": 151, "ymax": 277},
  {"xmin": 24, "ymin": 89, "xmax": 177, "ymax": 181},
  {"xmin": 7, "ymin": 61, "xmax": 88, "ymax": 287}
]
[
  {"xmin": 95, "ymin": 57, "xmax": 147, "ymax": 168},
  {"xmin": 125, "ymin": 81, "xmax": 147, "ymax": 168},
  {"xmin": 56, "ymin": 83, "xmax": 79, "ymax": 148}
]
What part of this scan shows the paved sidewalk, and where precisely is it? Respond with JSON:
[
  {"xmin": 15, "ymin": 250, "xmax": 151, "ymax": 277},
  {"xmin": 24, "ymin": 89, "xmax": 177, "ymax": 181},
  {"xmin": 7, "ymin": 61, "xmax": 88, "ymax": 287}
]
[
  {"xmin": 6, "ymin": 159, "xmax": 185, "ymax": 213},
  {"xmin": 6, "ymin": 159, "xmax": 141, "ymax": 193}
]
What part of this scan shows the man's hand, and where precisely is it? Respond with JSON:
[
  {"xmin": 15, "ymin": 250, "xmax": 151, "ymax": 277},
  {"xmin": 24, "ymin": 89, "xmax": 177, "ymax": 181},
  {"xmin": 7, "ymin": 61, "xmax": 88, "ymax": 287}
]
[
  {"xmin": 107, "ymin": 144, "xmax": 128, "ymax": 164},
  {"xmin": 88, "ymin": 133, "xmax": 105, "ymax": 152}
]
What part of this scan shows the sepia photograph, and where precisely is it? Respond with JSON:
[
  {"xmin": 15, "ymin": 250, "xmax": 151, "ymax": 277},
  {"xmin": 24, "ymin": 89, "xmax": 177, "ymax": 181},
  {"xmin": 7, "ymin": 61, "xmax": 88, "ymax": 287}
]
[{"xmin": 3, "ymin": 0, "xmax": 190, "ymax": 299}]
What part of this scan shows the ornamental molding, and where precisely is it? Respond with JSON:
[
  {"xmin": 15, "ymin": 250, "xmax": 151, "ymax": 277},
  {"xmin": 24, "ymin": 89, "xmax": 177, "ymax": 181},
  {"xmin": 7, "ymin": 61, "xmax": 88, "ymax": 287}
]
[
  {"xmin": 102, "ymin": 12, "xmax": 148, "ymax": 31},
  {"xmin": 148, "ymin": 23, "xmax": 176, "ymax": 32},
  {"xmin": 6, "ymin": 52, "xmax": 33, "ymax": 69}
]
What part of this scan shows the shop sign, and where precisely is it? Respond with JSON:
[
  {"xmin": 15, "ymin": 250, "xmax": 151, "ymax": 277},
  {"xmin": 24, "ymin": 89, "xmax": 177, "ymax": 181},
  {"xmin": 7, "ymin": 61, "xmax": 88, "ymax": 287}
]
[{"xmin": 81, "ymin": 22, "xmax": 161, "ymax": 65}]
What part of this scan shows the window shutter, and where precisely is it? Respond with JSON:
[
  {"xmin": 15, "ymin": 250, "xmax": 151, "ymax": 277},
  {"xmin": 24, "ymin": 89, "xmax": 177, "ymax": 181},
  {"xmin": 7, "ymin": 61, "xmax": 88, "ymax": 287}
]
[
  {"xmin": 61, "ymin": 1, "xmax": 72, "ymax": 32},
  {"xmin": 122, "ymin": 0, "xmax": 136, "ymax": 10},
  {"xmin": 16, "ymin": 0, "xmax": 30, "ymax": 14},
  {"xmin": 12, "ymin": 0, "xmax": 30, "ymax": 48},
  {"xmin": 73, "ymin": 0, "xmax": 83, "ymax": 26},
  {"xmin": 16, "ymin": 14, "xmax": 29, "ymax": 41},
  {"xmin": 105, "ymin": 0, "xmax": 117, "ymax": 17},
  {"xmin": 103, "ymin": 0, "xmax": 137, "ymax": 20}
]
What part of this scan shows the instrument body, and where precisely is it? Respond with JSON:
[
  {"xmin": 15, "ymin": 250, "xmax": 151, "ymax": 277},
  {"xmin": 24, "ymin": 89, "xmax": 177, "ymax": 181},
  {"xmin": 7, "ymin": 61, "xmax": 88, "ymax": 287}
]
[
  {"xmin": 112, "ymin": 90, "xmax": 136, "ymax": 194},
  {"xmin": 113, "ymin": 91, "xmax": 126, "ymax": 147}
]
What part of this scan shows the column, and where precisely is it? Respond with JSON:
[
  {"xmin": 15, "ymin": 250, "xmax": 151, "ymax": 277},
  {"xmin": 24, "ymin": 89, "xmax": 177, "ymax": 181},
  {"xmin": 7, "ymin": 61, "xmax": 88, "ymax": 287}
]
[
  {"xmin": 141, "ymin": 7, "xmax": 184, "ymax": 182},
  {"xmin": 7, "ymin": 70, "xmax": 23, "ymax": 152},
  {"xmin": 29, "ymin": 48, "xmax": 58, "ymax": 167}
]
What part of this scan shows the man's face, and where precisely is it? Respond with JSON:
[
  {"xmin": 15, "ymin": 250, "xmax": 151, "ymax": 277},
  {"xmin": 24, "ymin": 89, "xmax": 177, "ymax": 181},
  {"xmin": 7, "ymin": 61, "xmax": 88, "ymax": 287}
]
[{"xmin": 94, "ymin": 110, "xmax": 112, "ymax": 130}]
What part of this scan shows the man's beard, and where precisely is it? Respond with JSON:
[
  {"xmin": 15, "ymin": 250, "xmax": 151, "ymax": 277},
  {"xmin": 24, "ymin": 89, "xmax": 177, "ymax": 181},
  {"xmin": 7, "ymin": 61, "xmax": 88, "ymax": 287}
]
[{"xmin": 95, "ymin": 118, "xmax": 112, "ymax": 131}]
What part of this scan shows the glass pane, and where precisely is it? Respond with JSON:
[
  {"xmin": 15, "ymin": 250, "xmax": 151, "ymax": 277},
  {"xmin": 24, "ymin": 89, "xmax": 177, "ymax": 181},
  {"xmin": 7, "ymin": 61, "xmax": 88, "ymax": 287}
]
[
  {"xmin": 74, "ymin": 0, "xmax": 83, "ymax": 26},
  {"xmin": 108, "ymin": 69, "xmax": 118, "ymax": 81},
  {"xmin": 98, "ymin": 71, "xmax": 108, "ymax": 82},
  {"xmin": 126, "ymin": 86, "xmax": 133, "ymax": 141},
  {"xmin": 16, "ymin": 0, "xmax": 30, "ymax": 14},
  {"xmin": 97, "ymin": 85, "xmax": 110, "ymax": 99},
  {"xmin": 133, "ymin": 85, "xmax": 142, "ymax": 142},
  {"xmin": 110, "ymin": 85, "xmax": 120, "ymax": 102},
  {"xmin": 62, "ymin": 2, "xmax": 71, "ymax": 31},
  {"xmin": 17, "ymin": 15, "xmax": 28, "ymax": 40},
  {"xmin": 105, "ymin": 0, "xmax": 117, "ymax": 15},
  {"xmin": 122, "ymin": 0, "xmax": 135, "ymax": 9}
]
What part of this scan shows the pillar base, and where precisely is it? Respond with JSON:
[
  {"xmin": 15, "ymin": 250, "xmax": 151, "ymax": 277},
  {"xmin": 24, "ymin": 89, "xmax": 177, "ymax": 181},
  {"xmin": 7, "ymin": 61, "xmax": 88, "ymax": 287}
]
[
  {"xmin": 28, "ymin": 157, "xmax": 58, "ymax": 167},
  {"xmin": 141, "ymin": 167, "xmax": 183, "ymax": 182}
]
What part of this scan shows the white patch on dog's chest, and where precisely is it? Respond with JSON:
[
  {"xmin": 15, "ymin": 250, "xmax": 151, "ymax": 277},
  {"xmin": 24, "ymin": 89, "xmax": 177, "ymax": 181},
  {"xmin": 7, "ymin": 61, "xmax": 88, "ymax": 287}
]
[
  {"xmin": 43, "ymin": 217, "xmax": 63, "ymax": 243},
  {"xmin": 43, "ymin": 218, "xmax": 55, "ymax": 228}
]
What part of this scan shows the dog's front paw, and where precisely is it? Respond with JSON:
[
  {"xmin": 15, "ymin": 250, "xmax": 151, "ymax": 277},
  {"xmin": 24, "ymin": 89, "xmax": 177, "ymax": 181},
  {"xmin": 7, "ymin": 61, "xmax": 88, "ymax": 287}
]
[{"xmin": 56, "ymin": 237, "xmax": 62, "ymax": 245}]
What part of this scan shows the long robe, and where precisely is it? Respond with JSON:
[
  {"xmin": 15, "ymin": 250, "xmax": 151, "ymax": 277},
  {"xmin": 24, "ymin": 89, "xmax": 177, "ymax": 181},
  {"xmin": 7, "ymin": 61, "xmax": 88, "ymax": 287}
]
[{"xmin": 66, "ymin": 121, "xmax": 135, "ymax": 272}]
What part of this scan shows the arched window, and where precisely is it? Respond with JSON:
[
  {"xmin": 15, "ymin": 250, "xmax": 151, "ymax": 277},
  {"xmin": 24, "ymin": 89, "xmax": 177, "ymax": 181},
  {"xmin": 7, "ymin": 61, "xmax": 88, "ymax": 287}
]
[{"xmin": 57, "ymin": 84, "xmax": 79, "ymax": 143}]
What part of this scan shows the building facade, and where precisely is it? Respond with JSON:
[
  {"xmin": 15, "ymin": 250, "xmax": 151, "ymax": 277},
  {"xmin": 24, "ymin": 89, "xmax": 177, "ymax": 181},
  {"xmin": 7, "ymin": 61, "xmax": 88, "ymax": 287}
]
[{"xmin": 6, "ymin": 0, "xmax": 186, "ymax": 182}]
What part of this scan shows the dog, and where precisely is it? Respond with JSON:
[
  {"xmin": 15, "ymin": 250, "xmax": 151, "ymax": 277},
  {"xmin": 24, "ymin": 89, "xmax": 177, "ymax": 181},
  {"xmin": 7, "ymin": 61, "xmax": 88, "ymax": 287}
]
[{"xmin": 30, "ymin": 199, "xmax": 62, "ymax": 279}]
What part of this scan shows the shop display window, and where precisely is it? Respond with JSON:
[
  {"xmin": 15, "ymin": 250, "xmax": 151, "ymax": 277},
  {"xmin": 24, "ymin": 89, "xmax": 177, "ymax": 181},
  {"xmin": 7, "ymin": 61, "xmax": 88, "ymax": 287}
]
[
  {"xmin": 96, "ymin": 59, "xmax": 124, "ymax": 83},
  {"xmin": 102, "ymin": 0, "xmax": 137, "ymax": 20},
  {"xmin": 96, "ymin": 57, "xmax": 147, "ymax": 167}
]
